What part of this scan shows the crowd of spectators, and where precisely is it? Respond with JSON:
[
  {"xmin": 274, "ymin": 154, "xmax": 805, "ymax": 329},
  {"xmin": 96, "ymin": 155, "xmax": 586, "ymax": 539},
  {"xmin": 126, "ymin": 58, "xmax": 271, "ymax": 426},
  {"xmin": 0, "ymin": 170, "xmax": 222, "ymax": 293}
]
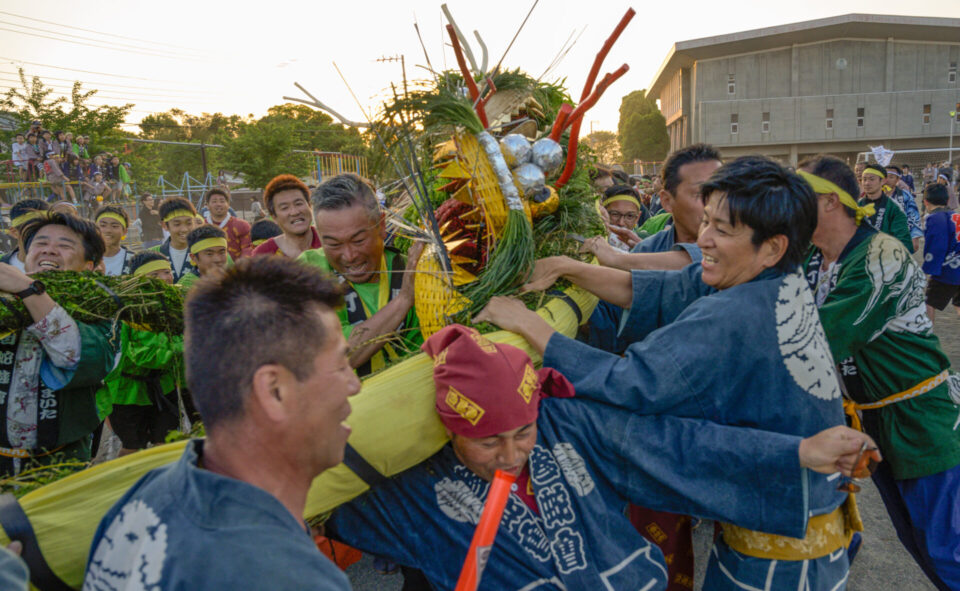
[{"xmin": 7, "ymin": 119, "xmax": 133, "ymax": 207}]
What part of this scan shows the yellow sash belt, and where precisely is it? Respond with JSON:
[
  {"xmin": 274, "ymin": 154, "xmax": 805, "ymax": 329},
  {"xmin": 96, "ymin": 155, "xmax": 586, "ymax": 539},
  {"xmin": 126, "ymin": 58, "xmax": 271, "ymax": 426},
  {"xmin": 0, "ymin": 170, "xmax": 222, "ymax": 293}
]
[
  {"xmin": 843, "ymin": 370, "xmax": 949, "ymax": 431},
  {"xmin": 722, "ymin": 494, "xmax": 863, "ymax": 560}
]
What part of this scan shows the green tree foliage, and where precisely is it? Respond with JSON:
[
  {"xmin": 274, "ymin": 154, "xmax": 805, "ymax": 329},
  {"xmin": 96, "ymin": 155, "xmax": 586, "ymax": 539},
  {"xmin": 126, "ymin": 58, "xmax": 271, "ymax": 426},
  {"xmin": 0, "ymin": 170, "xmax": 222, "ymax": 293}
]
[
  {"xmin": 617, "ymin": 89, "xmax": 669, "ymax": 162},
  {"xmin": 583, "ymin": 130, "xmax": 621, "ymax": 164},
  {"xmin": 0, "ymin": 68, "xmax": 132, "ymax": 157},
  {"xmin": 218, "ymin": 104, "xmax": 369, "ymax": 189}
]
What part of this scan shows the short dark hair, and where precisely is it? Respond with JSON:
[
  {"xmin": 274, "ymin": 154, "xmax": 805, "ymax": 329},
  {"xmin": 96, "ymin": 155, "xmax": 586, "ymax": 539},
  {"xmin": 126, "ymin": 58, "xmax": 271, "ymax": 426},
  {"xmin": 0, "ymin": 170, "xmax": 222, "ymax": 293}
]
[
  {"xmin": 158, "ymin": 197, "xmax": 197, "ymax": 222},
  {"xmin": 611, "ymin": 170, "xmax": 630, "ymax": 185},
  {"xmin": 798, "ymin": 155, "xmax": 860, "ymax": 220},
  {"xmin": 95, "ymin": 204, "xmax": 129, "ymax": 227},
  {"xmin": 187, "ymin": 224, "xmax": 226, "ymax": 251},
  {"xmin": 603, "ymin": 184, "xmax": 641, "ymax": 202},
  {"xmin": 699, "ymin": 156, "xmax": 817, "ymax": 273},
  {"xmin": 263, "ymin": 174, "xmax": 309, "ymax": 215},
  {"xmin": 10, "ymin": 199, "xmax": 50, "ymax": 223},
  {"xmin": 887, "ymin": 165, "xmax": 902, "ymax": 176},
  {"xmin": 20, "ymin": 212, "xmax": 106, "ymax": 265},
  {"xmin": 661, "ymin": 143, "xmax": 722, "ymax": 195},
  {"xmin": 312, "ymin": 173, "xmax": 379, "ymax": 219},
  {"xmin": 250, "ymin": 219, "xmax": 282, "ymax": 242},
  {"xmin": 184, "ymin": 256, "xmax": 343, "ymax": 430},
  {"xmin": 925, "ymin": 183, "xmax": 949, "ymax": 207},
  {"xmin": 130, "ymin": 250, "xmax": 169, "ymax": 273},
  {"xmin": 864, "ymin": 163, "xmax": 886, "ymax": 178},
  {"xmin": 204, "ymin": 187, "xmax": 230, "ymax": 204},
  {"xmin": 139, "ymin": 193, "xmax": 154, "ymax": 203}
]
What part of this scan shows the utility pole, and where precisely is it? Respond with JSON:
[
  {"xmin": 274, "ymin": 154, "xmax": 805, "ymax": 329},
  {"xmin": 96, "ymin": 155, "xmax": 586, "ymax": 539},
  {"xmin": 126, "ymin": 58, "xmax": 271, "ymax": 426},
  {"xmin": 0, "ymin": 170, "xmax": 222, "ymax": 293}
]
[
  {"xmin": 376, "ymin": 54, "xmax": 408, "ymax": 98},
  {"xmin": 949, "ymin": 109, "xmax": 957, "ymax": 169}
]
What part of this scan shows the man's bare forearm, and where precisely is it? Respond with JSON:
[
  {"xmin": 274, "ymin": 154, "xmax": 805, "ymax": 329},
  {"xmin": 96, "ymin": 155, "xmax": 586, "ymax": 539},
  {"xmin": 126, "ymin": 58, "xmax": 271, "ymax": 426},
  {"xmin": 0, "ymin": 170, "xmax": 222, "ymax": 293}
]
[
  {"xmin": 560, "ymin": 259, "xmax": 634, "ymax": 308},
  {"xmin": 346, "ymin": 295, "xmax": 414, "ymax": 368},
  {"xmin": 606, "ymin": 249, "xmax": 692, "ymax": 272}
]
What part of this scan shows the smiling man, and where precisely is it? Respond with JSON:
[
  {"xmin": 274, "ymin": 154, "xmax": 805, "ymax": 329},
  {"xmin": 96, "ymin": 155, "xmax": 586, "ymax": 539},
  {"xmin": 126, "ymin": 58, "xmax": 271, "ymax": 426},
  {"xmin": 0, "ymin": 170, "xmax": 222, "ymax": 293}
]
[
  {"xmin": 299, "ymin": 173, "xmax": 422, "ymax": 376},
  {"xmin": 0, "ymin": 212, "xmax": 114, "ymax": 477},
  {"xmin": 83, "ymin": 256, "xmax": 357, "ymax": 591},
  {"xmin": 326, "ymin": 324, "xmax": 877, "ymax": 591},
  {"xmin": 203, "ymin": 188, "xmax": 251, "ymax": 260},
  {"xmin": 476, "ymin": 156, "xmax": 860, "ymax": 590},
  {"xmin": 252, "ymin": 174, "xmax": 321, "ymax": 259},
  {"xmin": 176, "ymin": 225, "xmax": 229, "ymax": 289},
  {"xmin": 858, "ymin": 163, "xmax": 914, "ymax": 253}
]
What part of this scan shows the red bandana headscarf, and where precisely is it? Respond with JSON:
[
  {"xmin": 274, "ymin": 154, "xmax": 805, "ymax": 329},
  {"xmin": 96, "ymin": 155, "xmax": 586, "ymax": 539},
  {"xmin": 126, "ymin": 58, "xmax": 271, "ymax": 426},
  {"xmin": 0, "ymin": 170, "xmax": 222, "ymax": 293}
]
[{"xmin": 422, "ymin": 324, "xmax": 575, "ymax": 438}]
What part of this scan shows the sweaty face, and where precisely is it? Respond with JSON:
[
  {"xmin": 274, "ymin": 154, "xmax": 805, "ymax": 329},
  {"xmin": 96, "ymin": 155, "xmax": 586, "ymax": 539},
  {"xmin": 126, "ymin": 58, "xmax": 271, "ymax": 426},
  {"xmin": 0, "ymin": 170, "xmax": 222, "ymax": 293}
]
[
  {"xmin": 451, "ymin": 423, "xmax": 538, "ymax": 483},
  {"xmin": 604, "ymin": 200, "xmax": 640, "ymax": 229},
  {"xmin": 316, "ymin": 205, "xmax": 385, "ymax": 284},
  {"xmin": 697, "ymin": 192, "xmax": 780, "ymax": 290},
  {"xmin": 860, "ymin": 172, "xmax": 883, "ymax": 197},
  {"xmin": 292, "ymin": 310, "xmax": 361, "ymax": 473},
  {"xmin": 97, "ymin": 217, "xmax": 125, "ymax": 248},
  {"xmin": 272, "ymin": 190, "xmax": 313, "ymax": 237},
  {"xmin": 146, "ymin": 268, "xmax": 174, "ymax": 284},
  {"xmin": 191, "ymin": 246, "xmax": 228, "ymax": 276},
  {"xmin": 25, "ymin": 224, "xmax": 92, "ymax": 272},
  {"xmin": 207, "ymin": 195, "xmax": 229, "ymax": 220},
  {"xmin": 662, "ymin": 160, "xmax": 721, "ymax": 240},
  {"xmin": 164, "ymin": 216, "xmax": 193, "ymax": 249}
]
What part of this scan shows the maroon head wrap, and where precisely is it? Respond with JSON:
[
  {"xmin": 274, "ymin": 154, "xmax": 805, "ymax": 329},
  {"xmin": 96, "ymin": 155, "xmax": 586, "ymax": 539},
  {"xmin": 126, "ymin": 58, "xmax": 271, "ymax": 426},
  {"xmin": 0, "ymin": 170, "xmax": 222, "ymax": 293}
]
[{"xmin": 422, "ymin": 324, "xmax": 575, "ymax": 438}]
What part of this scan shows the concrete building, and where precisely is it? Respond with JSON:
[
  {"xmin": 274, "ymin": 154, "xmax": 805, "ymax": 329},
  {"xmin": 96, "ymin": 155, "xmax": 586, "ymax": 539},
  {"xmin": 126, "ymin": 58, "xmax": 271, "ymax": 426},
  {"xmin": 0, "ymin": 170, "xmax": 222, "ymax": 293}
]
[{"xmin": 647, "ymin": 14, "xmax": 960, "ymax": 165}]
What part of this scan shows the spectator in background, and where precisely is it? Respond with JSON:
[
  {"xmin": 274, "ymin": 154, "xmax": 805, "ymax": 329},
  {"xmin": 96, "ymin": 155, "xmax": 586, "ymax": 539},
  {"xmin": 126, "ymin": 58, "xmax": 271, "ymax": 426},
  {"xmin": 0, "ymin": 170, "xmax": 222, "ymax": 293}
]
[
  {"xmin": 38, "ymin": 130, "xmax": 53, "ymax": 158},
  {"xmin": 217, "ymin": 169, "xmax": 228, "ymax": 187},
  {"xmin": 11, "ymin": 133, "xmax": 27, "ymax": 181},
  {"xmin": 202, "ymin": 188, "xmax": 251, "ymax": 259},
  {"xmin": 88, "ymin": 154, "xmax": 103, "ymax": 179},
  {"xmin": 938, "ymin": 170, "xmax": 960, "ymax": 210},
  {"xmin": 82, "ymin": 171, "xmax": 109, "ymax": 213},
  {"xmin": 73, "ymin": 135, "xmax": 90, "ymax": 159},
  {"xmin": 64, "ymin": 153, "xmax": 86, "ymax": 186},
  {"xmin": 23, "ymin": 133, "xmax": 41, "ymax": 182},
  {"xmin": 923, "ymin": 162, "xmax": 938, "ymax": 189},
  {"xmin": 55, "ymin": 131, "xmax": 69, "ymax": 157},
  {"xmin": 27, "ymin": 119, "xmax": 41, "ymax": 138},
  {"xmin": 138, "ymin": 193, "xmax": 163, "ymax": 246},
  {"xmin": 43, "ymin": 153, "xmax": 74, "ymax": 203},
  {"xmin": 901, "ymin": 164, "xmax": 915, "ymax": 192},
  {"xmin": 922, "ymin": 183, "xmax": 960, "ymax": 321},
  {"xmin": 118, "ymin": 160, "xmax": 132, "ymax": 200},
  {"xmin": 104, "ymin": 156, "xmax": 121, "ymax": 201}
]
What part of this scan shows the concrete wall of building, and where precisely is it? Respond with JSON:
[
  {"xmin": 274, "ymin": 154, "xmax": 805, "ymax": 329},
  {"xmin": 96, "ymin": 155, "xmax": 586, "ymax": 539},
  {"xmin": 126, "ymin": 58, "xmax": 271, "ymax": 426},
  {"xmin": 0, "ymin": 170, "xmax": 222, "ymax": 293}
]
[{"xmin": 674, "ymin": 38, "xmax": 960, "ymax": 163}]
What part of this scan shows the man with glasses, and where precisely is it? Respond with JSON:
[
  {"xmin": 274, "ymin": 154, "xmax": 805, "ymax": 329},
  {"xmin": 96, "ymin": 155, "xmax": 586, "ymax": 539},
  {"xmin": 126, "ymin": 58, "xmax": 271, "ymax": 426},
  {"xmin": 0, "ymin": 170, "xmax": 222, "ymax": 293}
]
[
  {"xmin": 600, "ymin": 184, "xmax": 647, "ymax": 250},
  {"xmin": 298, "ymin": 173, "xmax": 423, "ymax": 378}
]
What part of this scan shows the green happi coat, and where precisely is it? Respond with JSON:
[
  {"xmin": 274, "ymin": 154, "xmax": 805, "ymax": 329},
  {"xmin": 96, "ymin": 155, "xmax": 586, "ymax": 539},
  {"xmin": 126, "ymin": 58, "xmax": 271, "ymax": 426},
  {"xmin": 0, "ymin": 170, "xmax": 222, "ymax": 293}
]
[
  {"xmin": 857, "ymin": 193, "xmax": 914, "ymax": 253},
  {"xmin": 95, "ymin": 324, "xmax": 185, "ymax": 420},
  {"xmin": 804, "ymin": 226, "xmax": 960, "ymax": 479}
]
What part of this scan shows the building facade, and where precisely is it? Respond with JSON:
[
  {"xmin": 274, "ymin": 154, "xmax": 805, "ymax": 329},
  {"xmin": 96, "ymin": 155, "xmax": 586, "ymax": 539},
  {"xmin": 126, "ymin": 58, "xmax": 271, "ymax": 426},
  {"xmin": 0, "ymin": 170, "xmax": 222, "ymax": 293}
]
[{"xmin": 648, "ymin": 14, "xmax": 960, "ymax": 164}]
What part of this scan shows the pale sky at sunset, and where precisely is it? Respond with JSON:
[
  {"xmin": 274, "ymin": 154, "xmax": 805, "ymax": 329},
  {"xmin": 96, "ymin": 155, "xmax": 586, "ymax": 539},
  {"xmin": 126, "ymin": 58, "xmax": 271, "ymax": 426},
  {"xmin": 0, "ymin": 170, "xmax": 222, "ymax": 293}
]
[{"xmin": 2, "ymin": 0, "xmax": 959, "ymax": 135}]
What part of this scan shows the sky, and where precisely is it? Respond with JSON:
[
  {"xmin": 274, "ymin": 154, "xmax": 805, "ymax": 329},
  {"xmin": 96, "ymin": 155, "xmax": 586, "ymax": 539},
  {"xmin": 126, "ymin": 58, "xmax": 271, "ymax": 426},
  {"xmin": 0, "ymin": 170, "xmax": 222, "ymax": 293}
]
[{"xmin": 1, "ymin": 0, "xmax": 959, "ymax": 137}]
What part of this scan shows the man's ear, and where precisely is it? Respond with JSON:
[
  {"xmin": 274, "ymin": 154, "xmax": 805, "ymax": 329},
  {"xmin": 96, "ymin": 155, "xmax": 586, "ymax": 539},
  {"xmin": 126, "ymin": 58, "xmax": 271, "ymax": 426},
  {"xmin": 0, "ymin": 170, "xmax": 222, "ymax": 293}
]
[
  {"xmin": 82, "ymin": 260, "xmax": 95, "ymax": 272},
  {"xmin": 378, "ymin": 212, "xmax": 387, "ymax": 240},
  {"xmin": 659, "ymin": 189, "xmax": 674, "ymax": 214},
  {"xmin": 189, "ymin": 253, "xmax": 198, "ymax": 266},
  {"xmin": 760, "ymin": 234, "xmax": 789, "ymax": 269},
  {"xmin": 250, "ymin": 364, "xmax": 288, "ymax": 423}
]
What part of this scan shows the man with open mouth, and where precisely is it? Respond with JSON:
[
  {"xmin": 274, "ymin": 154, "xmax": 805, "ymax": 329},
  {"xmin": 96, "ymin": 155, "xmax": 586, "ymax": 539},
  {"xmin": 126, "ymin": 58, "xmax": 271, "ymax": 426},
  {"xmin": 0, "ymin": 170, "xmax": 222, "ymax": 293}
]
[{"xmin": 0, "ymin": 212, "xmax": 114, "ymax": 478}]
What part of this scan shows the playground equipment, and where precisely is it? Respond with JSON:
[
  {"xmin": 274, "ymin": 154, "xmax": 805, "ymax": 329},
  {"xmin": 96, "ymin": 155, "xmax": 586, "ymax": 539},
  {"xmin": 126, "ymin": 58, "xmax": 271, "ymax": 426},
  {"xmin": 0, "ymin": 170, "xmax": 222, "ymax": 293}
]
[
  {"xmin": 294, "ymin": 150, "xmax": 369, "ymax": 184},
  {"xmin": 156, "ymin": 171, "xmax": 218, "ymax": 206}
]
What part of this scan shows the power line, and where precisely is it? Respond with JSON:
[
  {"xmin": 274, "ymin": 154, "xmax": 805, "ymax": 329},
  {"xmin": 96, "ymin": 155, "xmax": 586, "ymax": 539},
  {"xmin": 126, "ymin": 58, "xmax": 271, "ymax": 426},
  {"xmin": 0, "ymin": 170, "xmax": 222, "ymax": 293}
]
[
  {"xmin": 0, "ymin": 26, "xmax": 207, "ymax": 61},
  {"xmin": 0, "ymin": 85, "xmax": 223, "ymax": 105},
  {"xmin": 0, "ymin": 9, "xmax": 204, "ymax": 53},
  {"xmin": 0, "ymin": 56, "xmax": 217, "ymax": 85},
  {"xmin": 0, "ymin": 77, "xmax": 221, "ymax": 100},
  {"xmin": 0, "ymin": 20, "xmax": 203, "ymax": 60},
  {"xmin": 0, "ymin": 70, "xmax": 215, "ymax": 95}
]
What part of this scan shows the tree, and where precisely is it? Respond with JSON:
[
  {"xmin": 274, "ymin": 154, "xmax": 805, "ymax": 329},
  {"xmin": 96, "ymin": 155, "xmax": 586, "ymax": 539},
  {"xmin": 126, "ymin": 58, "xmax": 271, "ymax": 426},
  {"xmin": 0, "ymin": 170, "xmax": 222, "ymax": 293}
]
[
  {"xmin": 617, "ymin": 89, "xmax": 669, "ymax": 162},
  {"xmin": 218, "ymin": 103, "xmax": 369, "ymax": 189},
  {"xmin": 0, "ymin": 68, "xmax": 132, "ymax": 156},
  {"xmin": 583, "ymin": 131, "xmax": 621, "ymax": 164}
]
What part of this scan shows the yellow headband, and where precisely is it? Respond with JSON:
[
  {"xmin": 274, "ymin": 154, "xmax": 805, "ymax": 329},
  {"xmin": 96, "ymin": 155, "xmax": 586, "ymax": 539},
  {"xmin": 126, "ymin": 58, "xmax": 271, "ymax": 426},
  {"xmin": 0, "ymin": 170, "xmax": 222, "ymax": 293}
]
[
  {"xmin": 251, "ymin": 238, "xmax": 267, "ymax": 247},
  {"xmin": 862, "ymin": 168, "xmax": 886, "ymax": 180},
  {"xmin": 798, "ymin": 170, "xmax": 875, "ymax": 225},
  {"xmin": 190, "ymin": 237, "xmax": 227, "ymax": 254},
  {"xmin": 163, "ymin": 209, "xmax": 195, "ymax": 223},
  {"xmin": 601, "ymin": 195, "xmax": 642, "ymax": 210},
  {"xmin": 134, "ymin": 259, "xmax": 171, "ymax": 277},
  {"xmin": 96, "ymin": 212, "xmax": 128, "ymax": 229},
  {"xmin": 11, "ymin": 211, "xmax": 45, "ymax": 227}
]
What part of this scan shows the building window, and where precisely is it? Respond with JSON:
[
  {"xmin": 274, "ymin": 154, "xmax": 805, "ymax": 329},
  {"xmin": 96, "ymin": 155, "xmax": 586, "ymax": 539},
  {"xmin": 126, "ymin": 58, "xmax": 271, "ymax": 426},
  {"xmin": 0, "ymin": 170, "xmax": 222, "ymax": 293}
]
[
  {"xmin": 950, "ymin": 62, "xmax": 957, "ymax": 84},
  {"xmin": 826, "ymin": 108, "xmax": 834, "ymax": 129},
  {"xmin": 730, "ymin": 114, "xmax": 739, "ymax": 134},
  {"xmin": 857, "ymin": 107, "xmax": 865, "ymax": 128},
  {"xmin": 923, "ymin": 104, "xmax": 931, "ymax": 125},
  {"xmin": 761, "ymin": 112, "xmax": 770, "ymax": 133},
  {"xmin": 956, "ymin": 103, "xmax": 960, "ymax": 122},
  {"xmin": 727, "ymin": 74, "xmax": 735, "ymax": 95}
]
